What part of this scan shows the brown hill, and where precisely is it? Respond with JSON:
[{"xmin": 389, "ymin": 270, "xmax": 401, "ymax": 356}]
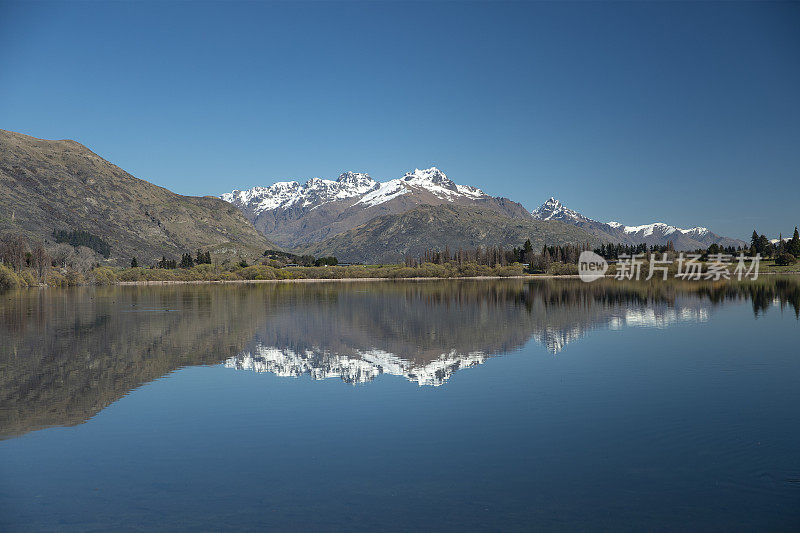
[
  {"xmin": 0, "ymin": 129, "xmax": 273, "ymax": 265},
  {"xmin": 301, "ymin": 204, "xmax": 599, "ymax": 263}
]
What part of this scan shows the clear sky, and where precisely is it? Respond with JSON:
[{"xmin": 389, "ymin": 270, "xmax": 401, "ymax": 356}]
[{"xmin": 1, "ymin": 1, "xmax": 798, "ymax": 239}]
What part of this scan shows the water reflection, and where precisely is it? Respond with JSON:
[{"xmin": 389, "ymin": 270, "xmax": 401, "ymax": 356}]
[{"xmin": 1, "ymin": 278, "xmax": 798, "ymax": 439}]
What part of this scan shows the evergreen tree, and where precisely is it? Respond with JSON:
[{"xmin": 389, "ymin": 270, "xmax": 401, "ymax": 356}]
[
  {"xmin": 757, "ymin": 234, "xmax": 772, "ymax": 257},
  {"xmin": 788, "ymin": 227, "xmax": 800, "ymax": 258},
  {"xmin": 131, "ymin": 257, "xmax": 138, "ymax": 268},
  {"xmin": 750, "ymin": 231, "xmax": 758, "ymax": 255}
]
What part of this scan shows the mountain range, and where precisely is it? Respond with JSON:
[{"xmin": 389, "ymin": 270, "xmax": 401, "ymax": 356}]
[
  {"xmin": 1, "ymin": 129, "xmax": 748, "ymax": 264},
  {"xmin": 224, "ymin": 169, "xmax": 747, "ymax": 260},
  {"xmin": 530, "ymin": 197, "xmax": 747, "ymax": 250},
  {"xmin": 221, "ymin": 167, "xmax": 531, "ymax": 248}
]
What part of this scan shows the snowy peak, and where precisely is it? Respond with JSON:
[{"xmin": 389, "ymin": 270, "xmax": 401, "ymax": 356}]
[
  {"xmin": 614, "ymin": 222, "xmax": 710, "ymax": 238},
  {"xmin": 400, "ymin": 167, "xmax": 486, "ymax": 201},
  {"xmin": 530, "ymin": 198, "xmax": 742, "ymax": 249},
  {"xmin": 336, "ymin": 171, "xmax": 375, "ymax": 188},
  {"xmin": 531, "ymin": 197, "xmax": 592, "ymax": 223},
  {"xmin": 402, "ymin": 167, "xmax": 456, "ymax": 190},
  {"xmin": 223, "ymin": 172, "xmax": 378, "ymax": 214},
  {"xmin": 531, "ymin": 197, "xmax": 711, "ymax": 237},
  {"xmin": 223, "ymin": 167, "xmax": 489, "ymax": 214}
]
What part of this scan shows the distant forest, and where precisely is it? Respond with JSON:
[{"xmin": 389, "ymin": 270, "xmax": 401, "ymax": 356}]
[{"xmin": 53, "ymin": 229, "xmax": 111, "ymax": 258}]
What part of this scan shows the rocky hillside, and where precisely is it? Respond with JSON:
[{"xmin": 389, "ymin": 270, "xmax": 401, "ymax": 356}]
[
  {"xmin": 301, "ymin": 204, "xmax": 598, "ymax": 263},
  {"xmin": 0, "ymin": 129, "xmax": 272, "ymax": 265}
]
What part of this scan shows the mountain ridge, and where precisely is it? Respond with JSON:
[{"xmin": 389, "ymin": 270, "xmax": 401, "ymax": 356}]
[
  {"xmin": 223, "ymin": 171, "xmax": 747, "ymax": 255},
  {"xmin": 531, "ymin": 197, "xmax": 747, "ymax": 250},
  {"xmin": 0, "ymin": 129, "xmax": 273, "ymax": 264}
]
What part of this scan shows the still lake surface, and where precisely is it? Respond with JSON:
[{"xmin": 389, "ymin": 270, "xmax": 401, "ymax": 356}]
[{"xmin": 1, "ymin": 278, "xmax": 799, "ymax": 531}]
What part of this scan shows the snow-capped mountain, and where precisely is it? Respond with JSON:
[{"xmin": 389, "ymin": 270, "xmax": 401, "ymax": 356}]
[
  {"xmin": 532, "ymin": 197, "xmax": 747, "ymax": 250},
  {"xmin": 531, "ymin": 197, "xmax": 593, "ymax": 224},
  {"xmin": 222, "ymin": 171, "xmax": 379, "ymax": 215},
  {"xmin": 222, "ymin": 167, "xmax": 532, "ymax": 248},
  {"xmin": 355, "ymin": 167, "xmax": 486, "ymax": 208},
  {"xmin": 607, "ymin": 221, "xmax": 710, "ymax": 240}
]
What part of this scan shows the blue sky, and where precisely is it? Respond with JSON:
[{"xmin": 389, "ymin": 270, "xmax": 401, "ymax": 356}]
[{"xmin": 1, "ymin": 1, "xmax": 798, "ymax": 239}]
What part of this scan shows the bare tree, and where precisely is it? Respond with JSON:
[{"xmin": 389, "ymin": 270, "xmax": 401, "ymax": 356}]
[
  {"xmin": 32, "ymin": 243, "xmax": 50, "ymax": 283},
  {"xmin": 51, "ymin": 243, "xmax": 74, "ymax": 269},
  {"xmin": 0, "ymin": 234, "xmax": 28, "ymax": 272},
  {"xmin": 72, "ymin": 246, "xmax": 99, "ymax": 273}
]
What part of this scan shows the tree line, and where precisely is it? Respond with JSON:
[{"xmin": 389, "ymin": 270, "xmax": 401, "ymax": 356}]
[
  {"xmin": 53, "ymin": 229, "xmax": 111, "ymax": 258},
  {"xmin": 140, "ymin": 249, "xmax": 215, "ymax": 270},
  {"xmin": 757, "ymin": 227, "xmax": 800, "ymax": 265},
  {"xmin": 262, "ymin": 249, "xmax": 339, "ymax": 267},
  {"xmin": 404, "ymin": 240, "xmax": 596, "ymax": 273}
]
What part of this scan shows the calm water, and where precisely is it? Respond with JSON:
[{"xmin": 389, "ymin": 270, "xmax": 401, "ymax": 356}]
[{"xmin": 1, "ymin": 279, "xmax": 799, "ymax": 531}]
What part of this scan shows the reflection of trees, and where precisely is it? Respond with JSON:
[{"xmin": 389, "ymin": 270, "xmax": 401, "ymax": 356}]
[{"xmin": 1, "ymin": 277, "xmax": 798, "ymax": 438}]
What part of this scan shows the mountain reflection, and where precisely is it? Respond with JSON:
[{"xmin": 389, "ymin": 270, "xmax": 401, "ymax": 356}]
[{"xmin": 1, "ymin": 278, "xmax": 798, "ymax": 438}]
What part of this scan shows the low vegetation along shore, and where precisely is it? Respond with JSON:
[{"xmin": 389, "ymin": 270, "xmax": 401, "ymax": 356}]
[
  {"xmin": 0, "ymin": 262, "xmax": 531, "ymax": 290},
  {"xmin": 2, "ymin": 232, "xmax": 799, "ymax": 290},
  {"xmin": 4, "ymin": 259, "xmax": 800, "ymax": 291}
]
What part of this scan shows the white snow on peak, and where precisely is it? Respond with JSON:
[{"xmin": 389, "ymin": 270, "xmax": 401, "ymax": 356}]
[
  {"xmin": 357, "ymin": 167, "xmax": 487, "ymax": 207},
  {"xmin": 532, "ymin": 198, "xmax": 719, "ymax": 241},
  {"xmin": 223, "ymin": 167, "xmax": 490, "ymax": 213},
  {"xmin": 400, "ymin": 167, "xmax": 485, "ymax": 201},
  {"xmin": 356, "ymin": 179, "xmax": 410, "ymax": 207},
  {"xmin": 531, "ymin": 197, "xmax": 591, "ymax": 223},
  {"xmin": 222, "ymin": 172, "xmax": 379, "ymax": 214},
  {"xmin": 615, "ymin": 222, "xmax": 710, "ymax": 238}
]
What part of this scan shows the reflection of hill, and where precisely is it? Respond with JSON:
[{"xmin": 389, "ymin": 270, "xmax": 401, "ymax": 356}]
[
  {"xmin": 2, "ymin": 278, "xmax": 798, "ymax": 437},
  {"xmin": 0, "ymin": 286, "xmax": 268, "ymax": 439}
]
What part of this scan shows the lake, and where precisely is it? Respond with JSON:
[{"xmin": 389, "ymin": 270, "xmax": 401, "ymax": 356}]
[{"xmin": 1, "ymin": 278, "xmax": 799, "ymax": 531}]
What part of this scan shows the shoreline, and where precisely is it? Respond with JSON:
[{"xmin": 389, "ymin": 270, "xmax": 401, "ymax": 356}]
[
  {"xmin": 7, "ymin": 271, "xmax": 800, "ymax": 290},
  {"xmin": 116, "ymin": 275, "xmax": 547, "ymax": 286},
  {"xmin": 109, "ymin": 270, "xmax": 800, "ymax": 286}
]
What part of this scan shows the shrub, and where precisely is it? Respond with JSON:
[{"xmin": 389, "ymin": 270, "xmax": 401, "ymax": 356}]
[
  {"xmin": 92, "ymin": 266, "xmax": 118, "ymax": 285},
  {"xmin": 240, "ymin": 265, "xmax": 277, "ymax": 280},
  {"xmin": 775, "ymin": 252, "xmax": 797, "ymax": 266},
  {"xmin": 492, "ymin": 263, "xmax": 525, "ymax": 277},
  {"xmin": 0, "ymin": 264, "xmax": 21, "ymax": 290},
  {"xmin": 64, "ymin": 270, "xmax": 85, "ymax": 286},
  {"xmin": 19, "ymin": 270, "xmax": 37, "ymax": 287},
  {"xmin": 47, "ymin": 270, "xmax": 67, "ymax": 287},
  {"xmin": 547, "ymin": 262, "xmax": 579, "ymax": 276},
  {"xmin": 118, "ymin": 267, "xmax": 147, "ymax": 282},
  {"xmin": 192, "ymin": 263, "xmax": 218, "ymax": 280}
]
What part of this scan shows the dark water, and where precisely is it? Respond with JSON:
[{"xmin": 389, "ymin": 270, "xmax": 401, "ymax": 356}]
[{"xmin": 1, "ymin": 279, "xmax": 799, "ymax": 531}]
